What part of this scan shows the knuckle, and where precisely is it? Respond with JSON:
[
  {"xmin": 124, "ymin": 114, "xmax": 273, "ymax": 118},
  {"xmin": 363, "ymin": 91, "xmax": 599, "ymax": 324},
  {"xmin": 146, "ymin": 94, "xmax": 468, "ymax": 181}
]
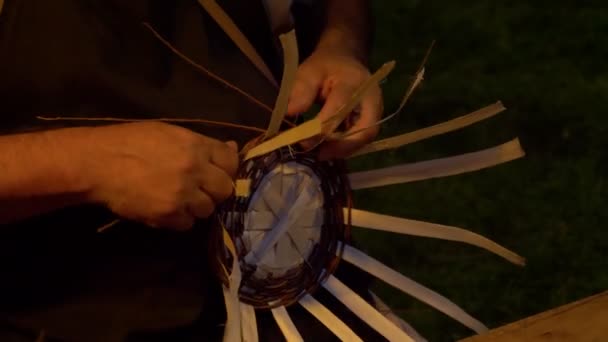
[
  {"xmin": 200, "ymin": 171, "xmax": 234, "ymax": 203},
  {"xmin": 176, "ymin": 154, "xmax": 198, "ymax": 173},
  {"xmin": 367, "ymin": 123, "xmax": 380, "ymax": 136},
  {"xmin": 200, "ymin": 204, "xmax": 215, "ymax": 218},
  {"xmin": 156, "ymin": 199, "xmax": 182, "ymax": 218},
  {"xmin": 214, "ymin": 146, "xmax": 239, "ymax": 174},
  {"xmin": 175, "ymin": 216, "xmax": 195, "ymax": 231},
  {"xmin": 190, "ymin": 195, "xmax": 215, "ymax": 219},
  {"xmin": 221, "ymin": 185, "xmax": 234, "ymax": 201},
  {"xmin": 216, "ymin": 179, "xmax": 234, "ymax": 201},
  {"xmin": 227, "ymin": 155, "xmax": 239, "ymax": 175}
]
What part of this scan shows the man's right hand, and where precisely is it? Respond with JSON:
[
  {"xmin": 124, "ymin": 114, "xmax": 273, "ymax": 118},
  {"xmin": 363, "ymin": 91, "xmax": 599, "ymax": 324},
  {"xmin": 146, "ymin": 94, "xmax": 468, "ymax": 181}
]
[{"xmin": 85, "ymin": 122, "xmax": 238, "ymax": 231}]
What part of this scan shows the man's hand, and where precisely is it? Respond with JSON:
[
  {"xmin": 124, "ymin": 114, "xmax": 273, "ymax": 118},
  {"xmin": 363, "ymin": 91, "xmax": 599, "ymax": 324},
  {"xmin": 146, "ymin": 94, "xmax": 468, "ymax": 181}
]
[
  {"xmin": 287, "ymin": 46, "xmax": 383, "ymax": 160},
  {"xmin": 287, "ymin": 23, "xmax": 383, "ymax": 159},
  {"xmin": 286, "ymin": 0, "xmax": 378, "ymax": 160},
  {"xmin": 87, "ymin": 122, "xmax": 238, "ymax": 230}
]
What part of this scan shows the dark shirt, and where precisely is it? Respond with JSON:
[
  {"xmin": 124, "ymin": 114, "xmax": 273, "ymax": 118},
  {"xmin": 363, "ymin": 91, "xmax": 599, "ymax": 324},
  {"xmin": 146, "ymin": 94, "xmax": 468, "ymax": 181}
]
[{"xmin": 0, "ymin": 1, "xmax": 383, "ymax": 341}]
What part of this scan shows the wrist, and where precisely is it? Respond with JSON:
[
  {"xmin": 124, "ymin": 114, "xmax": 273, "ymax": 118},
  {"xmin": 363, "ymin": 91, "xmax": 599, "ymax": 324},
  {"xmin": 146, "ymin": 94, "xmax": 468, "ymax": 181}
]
[
  {"xmin": 41, "ymin": 126, "xmax": 99, "ymax": 204},
  {"xmin": 315, "ymin": 27, "xmax": 369, "ymax": 64}
]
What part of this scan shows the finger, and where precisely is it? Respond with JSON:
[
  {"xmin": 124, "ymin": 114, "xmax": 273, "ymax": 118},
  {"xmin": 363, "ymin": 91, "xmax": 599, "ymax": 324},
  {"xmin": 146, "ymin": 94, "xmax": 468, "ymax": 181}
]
[
  {"xmin": 316, "ymin": 82, "xmax": 359, "ymax": 123},
  {"xmin": 318, "ymin": 130, "xmax": 379, "ymax": 160},
  {"xmin": 187, "ymin": 191, "xmax": 216, "ymax": 219},
  {"xmin": 344, "ymin": 83, "xmax": 383, "ymax": 135},
  {"xmin": 286, "ymin": 65, "xmax": 324, "ymax": 116},
  {"xmin": 209, "ymin": 142, "xmax": 239, "ymax": 178},
  {"xmin": 155, "ymin": 210, "xmax": 195, "ymax": 231},
  {"xmin": 318, "ymin": 86, "xmax": 383, "ymax": 160},
  {"xmin": 198, "ymin": 163, "xmax": 235, "ymax": 204},
  {"xmin": 299, "ymin": 83, "xmax": 357, "ymax": 150},
  {"xmin": 225, "ymin": 140, "xmax": 238, "ymax": 152}
]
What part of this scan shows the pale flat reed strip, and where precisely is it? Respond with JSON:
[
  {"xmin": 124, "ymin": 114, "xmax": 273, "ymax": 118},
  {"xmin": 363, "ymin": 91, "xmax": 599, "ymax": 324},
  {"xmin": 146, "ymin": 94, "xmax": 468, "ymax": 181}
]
[
  {"xmin": 349, "ymin": 138, "xmax": 525, "ymax": 189},
  {"xmin": 244, "ymin": 118, "xmax": 322, "ymax": 160},
  {"xmin": 334, "ymin": 43, "xmax": 433, "ymax": 141},
  {"xmin": 271, "ymin": 306, "xmax": 304, "ymax": 342},
  {"xmin": 235, "ymin": 179, "xmax": 252, "ymax": 197},
  {"xmin": 299, "ymin": 293, "xmax": 363, "ymax": 342},
  {"xmin": 335, "ymin": 68, "xmax": 425, "ymax": 141},
  {"xmin": 341, "ymin": 244, "xmax": 488, "ymax": 333},
  {"xmin": 240, "ymin": 303, "xmax": 259, "ymax": 342},
  {"xmin": 347, "ymin": 208, "xmax": 526, "ymax": 266},
  {"xmin": 222, "ymin": 228, "xmax": 243, "ymax": 342},
  {"xmin": 351, "ymin": 101, "xmax": 506, "ymax": 157},
  {"xmin": 244, "ymin": 176, "xmax": 314, "ymax": 264},
  {"xmin": 323, "ymin": 61, "xmax": 396, "ymax": 134},
  {"xmin": 369, "ymin": 291, "xmax": 428, "ymax": 342},
  {"xmin": 197, "ymin": 0, "xmax": 278, "ymax": 86},
  {"xmin": 323, "ymin": 275, "xmax": 415, "ymax": 342},
  {"xmin": 244, "ymin": 62, "xmax": 396, "ymax": 160},
  {"xmin": 267, "ymin": 30, "xmax": 299, "ymax": 137}
]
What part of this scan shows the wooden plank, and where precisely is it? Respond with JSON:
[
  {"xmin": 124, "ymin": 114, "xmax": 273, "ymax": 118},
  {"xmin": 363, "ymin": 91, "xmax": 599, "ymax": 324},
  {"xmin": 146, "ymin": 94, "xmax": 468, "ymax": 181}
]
[{"xmin": 459, "ymin": 291, "xmax": 608, "ymax": 342}]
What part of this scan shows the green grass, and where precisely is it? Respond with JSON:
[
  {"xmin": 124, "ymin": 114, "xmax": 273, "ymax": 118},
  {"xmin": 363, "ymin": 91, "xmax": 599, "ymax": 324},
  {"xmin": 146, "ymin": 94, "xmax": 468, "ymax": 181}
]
[{"xmin": 351, "ymin": 1, "xmax": 608, "ymax": 340}]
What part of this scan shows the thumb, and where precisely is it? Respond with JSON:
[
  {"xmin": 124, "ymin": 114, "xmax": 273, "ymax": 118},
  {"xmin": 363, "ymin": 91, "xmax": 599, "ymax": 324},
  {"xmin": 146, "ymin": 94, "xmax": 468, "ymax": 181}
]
[
  {"xmin": 298, "ymin": 84, "xmax": 355, "ymax": 151},
  {"xmin": 225, "ymin": 140, "xmax": 238, "ymax": 152},
  {"xmin": 287, "ymin": 67, "xmax": 323, "ymax": 116},
  {"xmin": 316, "ymin": 83, "xmax": 357, "ymax": 133}
]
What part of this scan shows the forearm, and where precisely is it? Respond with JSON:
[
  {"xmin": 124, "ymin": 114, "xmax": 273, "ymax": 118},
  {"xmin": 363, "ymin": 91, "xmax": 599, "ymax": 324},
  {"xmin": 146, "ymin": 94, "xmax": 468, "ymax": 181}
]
[
  {"xmin": 316, "ymin": 0, "xmax": 372, "ymax": 63},
  {"xmin": 0, "ymin": 127, "xmax": 94, "ymax": 223}
]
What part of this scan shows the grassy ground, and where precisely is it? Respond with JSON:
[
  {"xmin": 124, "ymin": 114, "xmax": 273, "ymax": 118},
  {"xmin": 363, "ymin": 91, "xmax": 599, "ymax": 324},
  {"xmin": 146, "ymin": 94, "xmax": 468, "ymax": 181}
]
[{"xmin": 350, "ymin": 1, "xmax": 608, "ymax": 340}]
